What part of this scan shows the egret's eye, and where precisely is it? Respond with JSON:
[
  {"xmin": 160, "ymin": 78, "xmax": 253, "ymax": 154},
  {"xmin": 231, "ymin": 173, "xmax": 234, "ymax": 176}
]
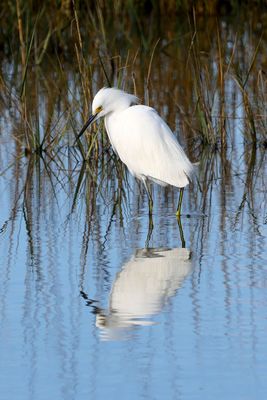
[{"xmin": 95, "ymin": 106, "xmax": 103, "ymax": 114}]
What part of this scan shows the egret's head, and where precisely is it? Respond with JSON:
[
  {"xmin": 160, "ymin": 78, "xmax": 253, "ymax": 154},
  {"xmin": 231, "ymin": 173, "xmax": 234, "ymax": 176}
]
[
  {"xmin": 74, "ymin": 87, "xmax": 138, "ymax": 143},
  {"xmin": 91, "ymin": 87, "xmax": 139, "ymax": 121}
]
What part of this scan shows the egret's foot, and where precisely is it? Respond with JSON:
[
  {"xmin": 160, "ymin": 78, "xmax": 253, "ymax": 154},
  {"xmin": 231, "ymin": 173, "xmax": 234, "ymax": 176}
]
[
  {"xmin": 176, "ymin": 209, "xmax": 181, "ymax": 218},
  {"xmin": 176, "ymin": 188, "xmax": 184, "ymax": 219}
]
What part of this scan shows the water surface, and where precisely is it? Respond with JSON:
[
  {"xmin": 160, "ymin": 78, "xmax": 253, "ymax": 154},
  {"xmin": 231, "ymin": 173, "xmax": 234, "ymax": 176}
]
[{"xmin": 0, "ymin": 11, "xmax": 267, "ymax": 400}]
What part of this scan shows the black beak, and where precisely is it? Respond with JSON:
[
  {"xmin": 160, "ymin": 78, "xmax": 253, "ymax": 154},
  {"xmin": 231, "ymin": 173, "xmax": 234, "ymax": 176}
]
[{"xmin": 74, "ymin": 114, "xmax": 97, "ymax": 145}]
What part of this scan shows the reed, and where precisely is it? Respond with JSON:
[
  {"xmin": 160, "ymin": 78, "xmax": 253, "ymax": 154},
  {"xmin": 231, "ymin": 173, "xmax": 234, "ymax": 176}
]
[{"xmin": 0, "ymin": 1, "xmax": 266, "ymax": 175}]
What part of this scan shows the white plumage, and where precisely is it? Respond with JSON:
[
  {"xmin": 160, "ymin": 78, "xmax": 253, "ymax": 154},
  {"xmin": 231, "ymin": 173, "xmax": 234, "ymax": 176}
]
[
  {"xmin": 95, "ymin": 247, "xmax": 192, "ymax": 340},
  {"xmin": 105, "ymin": 104, "xmax": 193, "ymax": 187},
  {"xmin": 78, "ymin": 87, "xmax": 194, "ymax": 214}
]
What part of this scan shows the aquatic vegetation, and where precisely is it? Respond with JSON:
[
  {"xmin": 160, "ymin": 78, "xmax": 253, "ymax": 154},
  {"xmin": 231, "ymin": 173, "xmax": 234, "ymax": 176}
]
[{"xmin": 0, "ymin": 1, "xmax": 266, "ymax": 219}]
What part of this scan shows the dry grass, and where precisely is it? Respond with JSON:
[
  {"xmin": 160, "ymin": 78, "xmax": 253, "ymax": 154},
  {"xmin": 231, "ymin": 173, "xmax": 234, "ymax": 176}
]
[{"xmin": 0, "ymin": 1, "xmax": 266, "ymax": 197}]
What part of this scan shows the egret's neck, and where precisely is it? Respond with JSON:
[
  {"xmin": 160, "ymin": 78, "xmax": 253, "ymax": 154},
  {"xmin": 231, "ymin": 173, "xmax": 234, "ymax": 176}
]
[
  {"xmin": 104, "ymin": 98, "xmax": 133, "ymax": 135},
  {"xmin": 104, "ymin": 102, "xmax": 129, "ymax": 125},
  {"xmin": 109, "ymin": 97, "xmax": 133, "ymax": 114},
  {"xmin": 104, "ymin": 111, "xmax": 117, "ymax": 133}
]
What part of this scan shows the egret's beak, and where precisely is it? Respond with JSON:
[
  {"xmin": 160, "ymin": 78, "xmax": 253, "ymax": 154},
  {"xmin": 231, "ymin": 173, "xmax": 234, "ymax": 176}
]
[{"xmin": 74, "ymin": 113, "xmax": 97, "ymax": 145}]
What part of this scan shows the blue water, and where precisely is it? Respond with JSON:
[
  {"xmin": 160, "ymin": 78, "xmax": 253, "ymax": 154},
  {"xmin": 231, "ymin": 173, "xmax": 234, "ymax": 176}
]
[{"xmin": 0, "ymin": 135, "xmax": 266, "ymax": 399}]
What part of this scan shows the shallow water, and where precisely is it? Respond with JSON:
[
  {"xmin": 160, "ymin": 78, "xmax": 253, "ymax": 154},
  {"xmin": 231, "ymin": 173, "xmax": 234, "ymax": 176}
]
[
  {"xmin": 0, "ymin": 133, "xmax": 266, "ymax": 399},
  {"xmin": 0, "ymin": 10, "xmax": 267, "ymax": 399}
]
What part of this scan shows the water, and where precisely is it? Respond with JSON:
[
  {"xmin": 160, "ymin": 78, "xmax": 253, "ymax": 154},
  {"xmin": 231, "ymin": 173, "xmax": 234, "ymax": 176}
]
[
  {"xmin": 0, "ymin": 13, "xmax": 267, "ymax": 400},
  {"xmin": 0, "ymin": 136, "xmax": 266, "ymax": 399}
]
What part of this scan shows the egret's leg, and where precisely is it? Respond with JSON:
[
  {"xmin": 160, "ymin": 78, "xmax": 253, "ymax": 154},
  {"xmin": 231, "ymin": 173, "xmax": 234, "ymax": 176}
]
[
  {"xmin": 176, "ymin": 188, "xmax": 184, "ymax": 217},
  {"xmin": 145, "ymin": 214, "xmax": 154, "ymax": 248},
  {"xmin": 143, "ymin": 179, "xmax": 153, "ymax": 215},
  {"xmin": 177, "ymin": 216, "xmax": 186, "ymax": 248}
]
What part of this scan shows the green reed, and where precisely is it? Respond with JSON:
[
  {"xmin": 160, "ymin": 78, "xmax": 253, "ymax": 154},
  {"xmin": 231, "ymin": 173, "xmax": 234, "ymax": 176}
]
[{"xmin": 0, "ymin": 0, "xmax": 266, "ymax": 159}]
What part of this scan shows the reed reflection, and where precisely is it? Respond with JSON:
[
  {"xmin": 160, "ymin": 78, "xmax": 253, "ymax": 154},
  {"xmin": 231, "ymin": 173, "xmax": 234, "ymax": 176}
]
[{"xmin": 83, "ymin": 247, "xmax": 192, "ymax": 341}]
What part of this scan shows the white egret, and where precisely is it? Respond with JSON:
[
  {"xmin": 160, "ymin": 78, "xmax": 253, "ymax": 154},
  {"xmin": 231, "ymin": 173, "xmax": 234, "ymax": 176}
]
[
  {"xmin": 76, "ymin": 87, "xmax": 194, "ymax": 216},
  {"xmin": 94, "ymin": 247, "xmax": 192, "ymax": 341}
]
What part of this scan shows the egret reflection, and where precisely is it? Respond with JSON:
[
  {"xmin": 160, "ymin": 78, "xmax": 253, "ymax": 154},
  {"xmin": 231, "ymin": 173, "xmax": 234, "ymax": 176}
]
[{"xmin": 86, "ymin": 247, "xmax": 192, "ymax": 341}]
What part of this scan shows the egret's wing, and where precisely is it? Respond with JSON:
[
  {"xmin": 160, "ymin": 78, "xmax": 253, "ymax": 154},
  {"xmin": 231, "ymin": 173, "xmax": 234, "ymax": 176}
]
[{"xmin": 108, "ymin": 105, "xmax": 194, "ymax": 187}]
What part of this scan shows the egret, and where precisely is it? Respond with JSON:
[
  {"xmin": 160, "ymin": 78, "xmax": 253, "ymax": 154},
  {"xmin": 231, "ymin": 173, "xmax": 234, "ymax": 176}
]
[
  {"xmin": 76, "ymin": 87, "xmax": 194, "ymax": 216},
  {"xmin": 82, "ymin": 247, "xmax": 192, "ymax": 341}
]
